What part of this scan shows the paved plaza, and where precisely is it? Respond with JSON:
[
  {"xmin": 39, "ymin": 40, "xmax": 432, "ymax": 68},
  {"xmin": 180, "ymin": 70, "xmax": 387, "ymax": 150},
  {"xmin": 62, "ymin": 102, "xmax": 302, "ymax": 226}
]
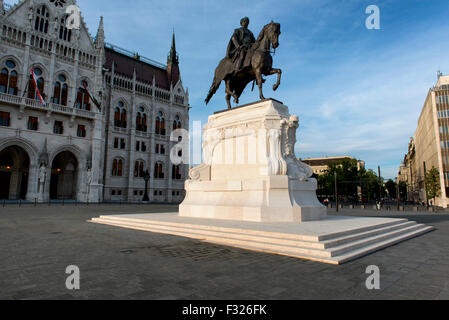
[{"xmin": 0, "ymin": 204, "xmax": 449, "ymax": 300}]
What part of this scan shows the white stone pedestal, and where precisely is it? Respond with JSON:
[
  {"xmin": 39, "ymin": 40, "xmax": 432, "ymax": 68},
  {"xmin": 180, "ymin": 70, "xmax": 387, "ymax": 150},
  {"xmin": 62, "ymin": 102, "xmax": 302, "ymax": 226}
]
[{"xmin": 179, "ymin": 99, "xmax": 327, "ymax": 222}]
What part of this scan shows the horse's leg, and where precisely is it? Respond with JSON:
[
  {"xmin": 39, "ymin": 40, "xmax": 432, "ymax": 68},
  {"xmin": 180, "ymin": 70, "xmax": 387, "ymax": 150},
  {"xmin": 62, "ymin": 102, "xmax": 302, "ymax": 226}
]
[
  {"xmin": 255, "ymin": 68, "xmax": 265, "ymax": 100},
  {"xmin": 268, "ymin": 68, "xmax": 282, "ymax": 91},
  {"xmin": 225, "ymin": 94, "xmax": 232, "ymax": 110},
  {"xmin": 225, "ymin": 79, "xmax": 239, "ymax": 105}
]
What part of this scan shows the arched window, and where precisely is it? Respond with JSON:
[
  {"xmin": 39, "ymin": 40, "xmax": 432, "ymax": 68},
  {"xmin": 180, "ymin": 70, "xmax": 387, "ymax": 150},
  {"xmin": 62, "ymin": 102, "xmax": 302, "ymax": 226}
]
[
  {"xmin": 53, "ymin": 74, "xmax": 68, "ymax": 106},
  {"xmin": 27, "ymin": 67, "xmax": 45, "ymax": 101},
  {"xmin": 58, "ymin": 15, "xmax": 72, "ymax": 42},
  {"xmin": 136, "ymin": 106, "xmax": 147, "ymax": 132},
  {"xmin": 114, "ymin": 101, "xmax": 127, "ymax": 128},
  {"xmin": 155, "ymin": 111, "xmax": 165, "ymax": 135},
  {"xmin": 118, "ymin": 160, "xmax": 123, "ymax": 176},
  {"xmin": 154, "ymin": 162, "xmax": 164, "ymax": 179},
  {"xmin": 0, "ymin": 60, "xmax": 18, "ymax": 96},
  {"xmin": 134, "ymin": 160, "xmax": 145, "ymax": 178},
  {"xmin": 114, "ymin": 107, "xmax": 120, "ymax": 127},
  {"xmin": 172, "ymin": 165, "xmax": 182, "ymax": 180},
  {"xmin": 112, "ymin": 159, "xmax": 124, "ymax": 177},
  {"xmin": 120, "ymin": 109, "xmax": 127, "ymax": 129},
  {"xmin": 112, "ymin": 159, "xmax": 117, "ymax": 176},
  {"xmin": 34, "ymin": 6, "xmax": 49, "ymax": 34},
  {"xmin": 75, "ymin": 80, "xmax": 91, "ymax": 110},
  {"xmin": 136, "ymin": 112, "xmax": 141, "ymax": 131},
  {"xmin": 173, "ymin": 115, "xmax": 182, "ymax": 130}
]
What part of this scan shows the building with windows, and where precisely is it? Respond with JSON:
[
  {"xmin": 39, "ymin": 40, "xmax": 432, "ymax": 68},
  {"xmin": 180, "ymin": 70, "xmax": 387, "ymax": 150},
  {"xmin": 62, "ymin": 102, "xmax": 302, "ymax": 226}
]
[
  {"xmin": 0, "ymin": 0, "xmax": 190, "ymax": 203},
  {"xmin": 301, "ymin": 156, "xmax": 365, "ymax": 176},
  {"xmin": 398, "ymin": 72, "xmax": 449, "ymax": 208}
]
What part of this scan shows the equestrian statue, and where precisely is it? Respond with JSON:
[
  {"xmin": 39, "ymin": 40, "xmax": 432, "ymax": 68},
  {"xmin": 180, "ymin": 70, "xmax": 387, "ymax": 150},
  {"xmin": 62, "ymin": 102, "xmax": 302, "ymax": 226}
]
[{"xmin": 205, "ymin": 17, "xmax": 282, "ymax": 109}]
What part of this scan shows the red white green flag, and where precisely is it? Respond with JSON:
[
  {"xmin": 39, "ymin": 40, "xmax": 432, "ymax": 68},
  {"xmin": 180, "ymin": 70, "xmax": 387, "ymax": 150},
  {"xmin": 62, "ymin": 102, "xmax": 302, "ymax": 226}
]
[
  {"xmin": 31, "ymin": 68, "xmax": 46, "ymax": 106},
  {"xmin": 82, "ymin": 81, "xmax": 101, "ymax": 111}
]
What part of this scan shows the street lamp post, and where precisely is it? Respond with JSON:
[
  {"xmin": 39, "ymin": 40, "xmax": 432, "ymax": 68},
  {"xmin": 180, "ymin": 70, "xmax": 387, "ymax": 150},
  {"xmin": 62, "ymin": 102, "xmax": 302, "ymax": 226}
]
[
  {"xmin": 378, "ymin": 166, "xmax": 382, "ymax": 201},
  {"xmin": 334, "ymin": 172, "xmax": 338, "ymax": 213},
  {"xmin": 396, "ymin": 178, "xmax": 400, "ymax": 211},
  {"xmin": 142, "ymin": 170, "xmax": 150, "ymax": 202}
]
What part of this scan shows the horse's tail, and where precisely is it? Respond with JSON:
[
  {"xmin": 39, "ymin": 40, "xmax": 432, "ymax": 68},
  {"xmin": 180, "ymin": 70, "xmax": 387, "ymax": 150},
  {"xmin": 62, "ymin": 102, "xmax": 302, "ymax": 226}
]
[{"xmin": 205, "ymin": 77, "xmax": 221, "ymax": 105}]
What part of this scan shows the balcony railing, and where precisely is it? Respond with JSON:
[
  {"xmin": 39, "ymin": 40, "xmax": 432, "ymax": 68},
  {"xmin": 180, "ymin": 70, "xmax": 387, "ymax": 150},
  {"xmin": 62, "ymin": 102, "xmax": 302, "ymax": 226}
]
[{"xmin": 0, "ymin": 92, "xmax": 97, "ymax": 120}]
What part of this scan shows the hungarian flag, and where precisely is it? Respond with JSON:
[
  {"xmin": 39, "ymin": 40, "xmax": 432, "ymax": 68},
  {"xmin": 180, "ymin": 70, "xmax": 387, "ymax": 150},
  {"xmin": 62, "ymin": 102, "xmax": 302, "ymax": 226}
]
[
  {"xmin": 31, "ymin": 68, "xmax": 46, "ymax": 106},
  {"xmin": 82, "ymin": 82, "xmax": 101, "ymax": 111}
]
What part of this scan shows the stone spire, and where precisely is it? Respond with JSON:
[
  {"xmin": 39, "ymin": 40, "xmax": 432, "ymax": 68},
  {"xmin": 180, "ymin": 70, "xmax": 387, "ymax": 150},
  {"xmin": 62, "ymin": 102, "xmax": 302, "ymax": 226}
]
[
  {"xmin": 94, "ymin": 16, "xmax": 105, "ymax": 48},
  {"xmin": 167, "ymin": 31, "xmax": 178, "ymax": 65},
  {"xmin": 166, "ymin": 30, "xmax": 180, "ymax": 85}
]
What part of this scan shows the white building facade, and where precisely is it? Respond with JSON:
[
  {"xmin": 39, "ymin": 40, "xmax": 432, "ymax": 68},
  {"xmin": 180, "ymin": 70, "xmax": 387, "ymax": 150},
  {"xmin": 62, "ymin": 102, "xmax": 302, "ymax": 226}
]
[{"xmin": 0, "ymin": 0, "xmax": 190, "ymax": 203}]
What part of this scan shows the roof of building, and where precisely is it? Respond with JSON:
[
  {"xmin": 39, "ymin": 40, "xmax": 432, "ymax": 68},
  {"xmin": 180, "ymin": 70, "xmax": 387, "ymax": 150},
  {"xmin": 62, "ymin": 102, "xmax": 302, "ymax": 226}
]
[
  {"xmin": 104, "ymin": 41, "xmax": 180, "ymax": 90},
  {"xmin": 302, "ymin": 156, "xmax": 354, "ymax": 167}
]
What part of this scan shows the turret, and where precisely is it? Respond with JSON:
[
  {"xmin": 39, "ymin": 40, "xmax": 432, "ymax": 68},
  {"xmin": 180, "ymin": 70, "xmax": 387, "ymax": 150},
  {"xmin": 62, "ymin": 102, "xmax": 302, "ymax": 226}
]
[{"xmin": 166, "ymin": 31, "xmax": 180, "ymax": 86}]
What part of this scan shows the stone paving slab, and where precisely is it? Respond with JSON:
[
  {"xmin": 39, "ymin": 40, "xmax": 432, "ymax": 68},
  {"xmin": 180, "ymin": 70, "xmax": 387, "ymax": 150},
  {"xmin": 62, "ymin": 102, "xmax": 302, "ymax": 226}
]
[{"xmin": 0, "ymin": 204, "xmax": 448, "ymax": 299}]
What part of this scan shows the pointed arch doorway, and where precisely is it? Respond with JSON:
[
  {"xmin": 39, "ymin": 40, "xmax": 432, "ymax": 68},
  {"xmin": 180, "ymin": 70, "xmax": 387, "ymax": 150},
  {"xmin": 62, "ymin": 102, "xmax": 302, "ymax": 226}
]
[
  {"xmin": 0, "ymin": 146, "xmax": 30, "ymax": 200},
  {"xmin": 50, "ymin": 151, "xmax": 78, "ymax": 200}
]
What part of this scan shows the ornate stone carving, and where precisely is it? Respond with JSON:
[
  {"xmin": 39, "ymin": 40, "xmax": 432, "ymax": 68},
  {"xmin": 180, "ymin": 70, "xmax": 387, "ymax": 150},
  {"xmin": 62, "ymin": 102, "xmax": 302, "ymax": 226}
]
[
  {"xmin": 282, "ymin": 115, "xmax": 313, "ymax": 181},
  {"xmin": 268, "ymin": 129, "xmax": 287, "ymax": 176}
]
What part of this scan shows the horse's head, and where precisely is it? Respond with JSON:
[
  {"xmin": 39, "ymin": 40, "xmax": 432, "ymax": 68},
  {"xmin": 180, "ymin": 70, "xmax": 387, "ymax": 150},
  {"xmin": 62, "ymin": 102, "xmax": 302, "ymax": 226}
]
[
  {"xmin": 255, "ymin": 21, "xmax": 281, "ymax": 51},
  {"xmin": 267, "ymin": 21, "xmax": 281, "ymax": 49}
]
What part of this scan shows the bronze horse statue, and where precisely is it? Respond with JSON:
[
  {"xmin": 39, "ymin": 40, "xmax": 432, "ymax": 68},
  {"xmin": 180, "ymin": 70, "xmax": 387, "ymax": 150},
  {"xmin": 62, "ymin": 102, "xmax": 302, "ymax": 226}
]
[{"xmin": 205, "ymin": 21, "xmax": 282, "ymax": 109}]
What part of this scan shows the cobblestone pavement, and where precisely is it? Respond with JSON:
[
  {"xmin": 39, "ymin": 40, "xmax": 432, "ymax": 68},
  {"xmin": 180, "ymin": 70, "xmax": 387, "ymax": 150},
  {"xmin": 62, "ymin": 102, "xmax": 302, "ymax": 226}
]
[{"xmin": 0, "ymin": 204, "xmax": 448, "ymax": 300}]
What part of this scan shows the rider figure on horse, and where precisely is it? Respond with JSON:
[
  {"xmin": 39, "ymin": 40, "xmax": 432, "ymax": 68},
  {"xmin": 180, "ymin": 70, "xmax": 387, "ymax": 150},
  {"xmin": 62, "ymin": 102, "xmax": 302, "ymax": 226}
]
[{"xmin": 226, "ymin": 17, "xmax": 256, "ymax": 74}]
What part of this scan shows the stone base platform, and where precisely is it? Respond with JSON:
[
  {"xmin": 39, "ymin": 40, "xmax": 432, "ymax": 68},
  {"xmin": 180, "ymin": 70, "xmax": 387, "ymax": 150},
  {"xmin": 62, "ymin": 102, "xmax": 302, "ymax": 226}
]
[
  {"xmin": 89, "ymin": 213, "xmax": 434, "ymax": 265},
  {"xmin": 180, "ymin": 177, "xmax": 327, "ymax": 222}
]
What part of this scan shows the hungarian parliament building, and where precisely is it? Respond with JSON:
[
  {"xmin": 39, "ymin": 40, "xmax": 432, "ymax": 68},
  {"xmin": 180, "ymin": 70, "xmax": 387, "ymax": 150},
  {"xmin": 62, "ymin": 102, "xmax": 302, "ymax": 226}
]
[{"xmin": 0, "ymin": 0, "xmax": 190, "ymax": 203}]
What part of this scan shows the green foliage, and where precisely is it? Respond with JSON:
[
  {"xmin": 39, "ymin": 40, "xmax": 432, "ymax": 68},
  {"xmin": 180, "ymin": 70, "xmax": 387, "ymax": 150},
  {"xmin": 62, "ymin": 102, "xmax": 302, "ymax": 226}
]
[
  {"xmin": 316, "ymin": 159, "xmax": 385, "ymax": 202},
  {"xmin": 385, "ymin": 179, "xmax": 396, "ymax": 198},
  {"xmin": 399, "ymin": 181, "xmax": 408, "ymax": 200},
  {"xmin": 425, "ymin": 167, "xmax": 441, "ymax": 201}
]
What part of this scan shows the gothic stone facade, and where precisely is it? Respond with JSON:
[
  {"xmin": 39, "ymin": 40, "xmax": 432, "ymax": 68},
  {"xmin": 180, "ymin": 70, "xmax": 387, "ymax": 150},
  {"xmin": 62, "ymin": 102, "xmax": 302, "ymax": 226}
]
[{"xmin": 0, "ymin": 0, "xmax": 190, "ymax": 203}]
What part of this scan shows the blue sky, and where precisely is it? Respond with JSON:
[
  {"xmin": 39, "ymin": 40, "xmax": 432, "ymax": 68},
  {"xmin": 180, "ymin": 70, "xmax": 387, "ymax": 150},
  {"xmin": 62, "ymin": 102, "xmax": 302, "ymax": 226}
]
[{"xmin": 6, "ymin": 0, "xmax": 449, "ymax": 178}]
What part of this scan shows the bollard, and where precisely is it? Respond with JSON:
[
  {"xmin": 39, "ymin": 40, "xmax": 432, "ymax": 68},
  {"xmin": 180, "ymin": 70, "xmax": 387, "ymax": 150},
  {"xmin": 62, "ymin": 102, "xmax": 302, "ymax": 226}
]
[
  {"xmin": 19, "ymin": 200, "xmax": 21, "ymax": 208},
  {"xmin": 3, "ymin": 199, "xmax": 5, "ymax": 208},
  {"xmin": 34, "ymin": 198, "xmax": 37, "ymax": 206}
]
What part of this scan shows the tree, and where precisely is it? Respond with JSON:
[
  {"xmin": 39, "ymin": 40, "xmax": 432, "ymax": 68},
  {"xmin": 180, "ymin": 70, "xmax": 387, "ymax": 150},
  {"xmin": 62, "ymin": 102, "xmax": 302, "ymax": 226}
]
[
  {"xmin": 316, "ymin": 158, "xmax": 359, "ymax": 201},
  {"xmin": 363, "ymin": 169, "xmax": 382, "ymax": 201},
  {"xmin": 399, "ymin": 181, "xmax": 408, "ymax": 201},
  {"xmin": 385, "ymin": 179, "xmax": 396, "ymax": 199},
  {"xmin": 425, "ymin": 167, "xmax": 441, "ymax": 204}
]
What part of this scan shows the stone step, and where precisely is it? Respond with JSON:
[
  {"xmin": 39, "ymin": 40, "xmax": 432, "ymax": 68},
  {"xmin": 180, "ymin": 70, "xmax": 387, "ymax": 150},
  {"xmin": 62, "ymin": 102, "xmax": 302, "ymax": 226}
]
[
  {"xmin": 334, "ymin": 226, "xmax": 435, "ymax": 264},
  {"xmin": 91, "ymin": 219, "xmax": 333, "ymax": 257},
  {"xmin": 89, "ymin": 217, "xmax": 434, "ymax": 262},
  {"xmin": 315, "ymin": 219, "xmax": 409, "ymax": 241},
  {"xmin": 327, "ymin": 224, "xmax": 427, "ymax": 257},
  {"xmin": 92, "ymin": 217, "xmax": 416, "ymax": 254},
  {"xmin": 91, "ymin": 217, "xmax": 325, "ymax": 249},
  {"xmin": 93, "ymin": 215, "xmax": 409, "ymax": 243},
  {"xmin": 226, "ymin": 225, "xmax": 435, "ymax": 264},
  {"xmin": 91, "ymin": 216, "xmax": 414, "ymax": 252},
  {"xmin": 322, "ymin": 221, "xmax": 417, "ymax": 249}
]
